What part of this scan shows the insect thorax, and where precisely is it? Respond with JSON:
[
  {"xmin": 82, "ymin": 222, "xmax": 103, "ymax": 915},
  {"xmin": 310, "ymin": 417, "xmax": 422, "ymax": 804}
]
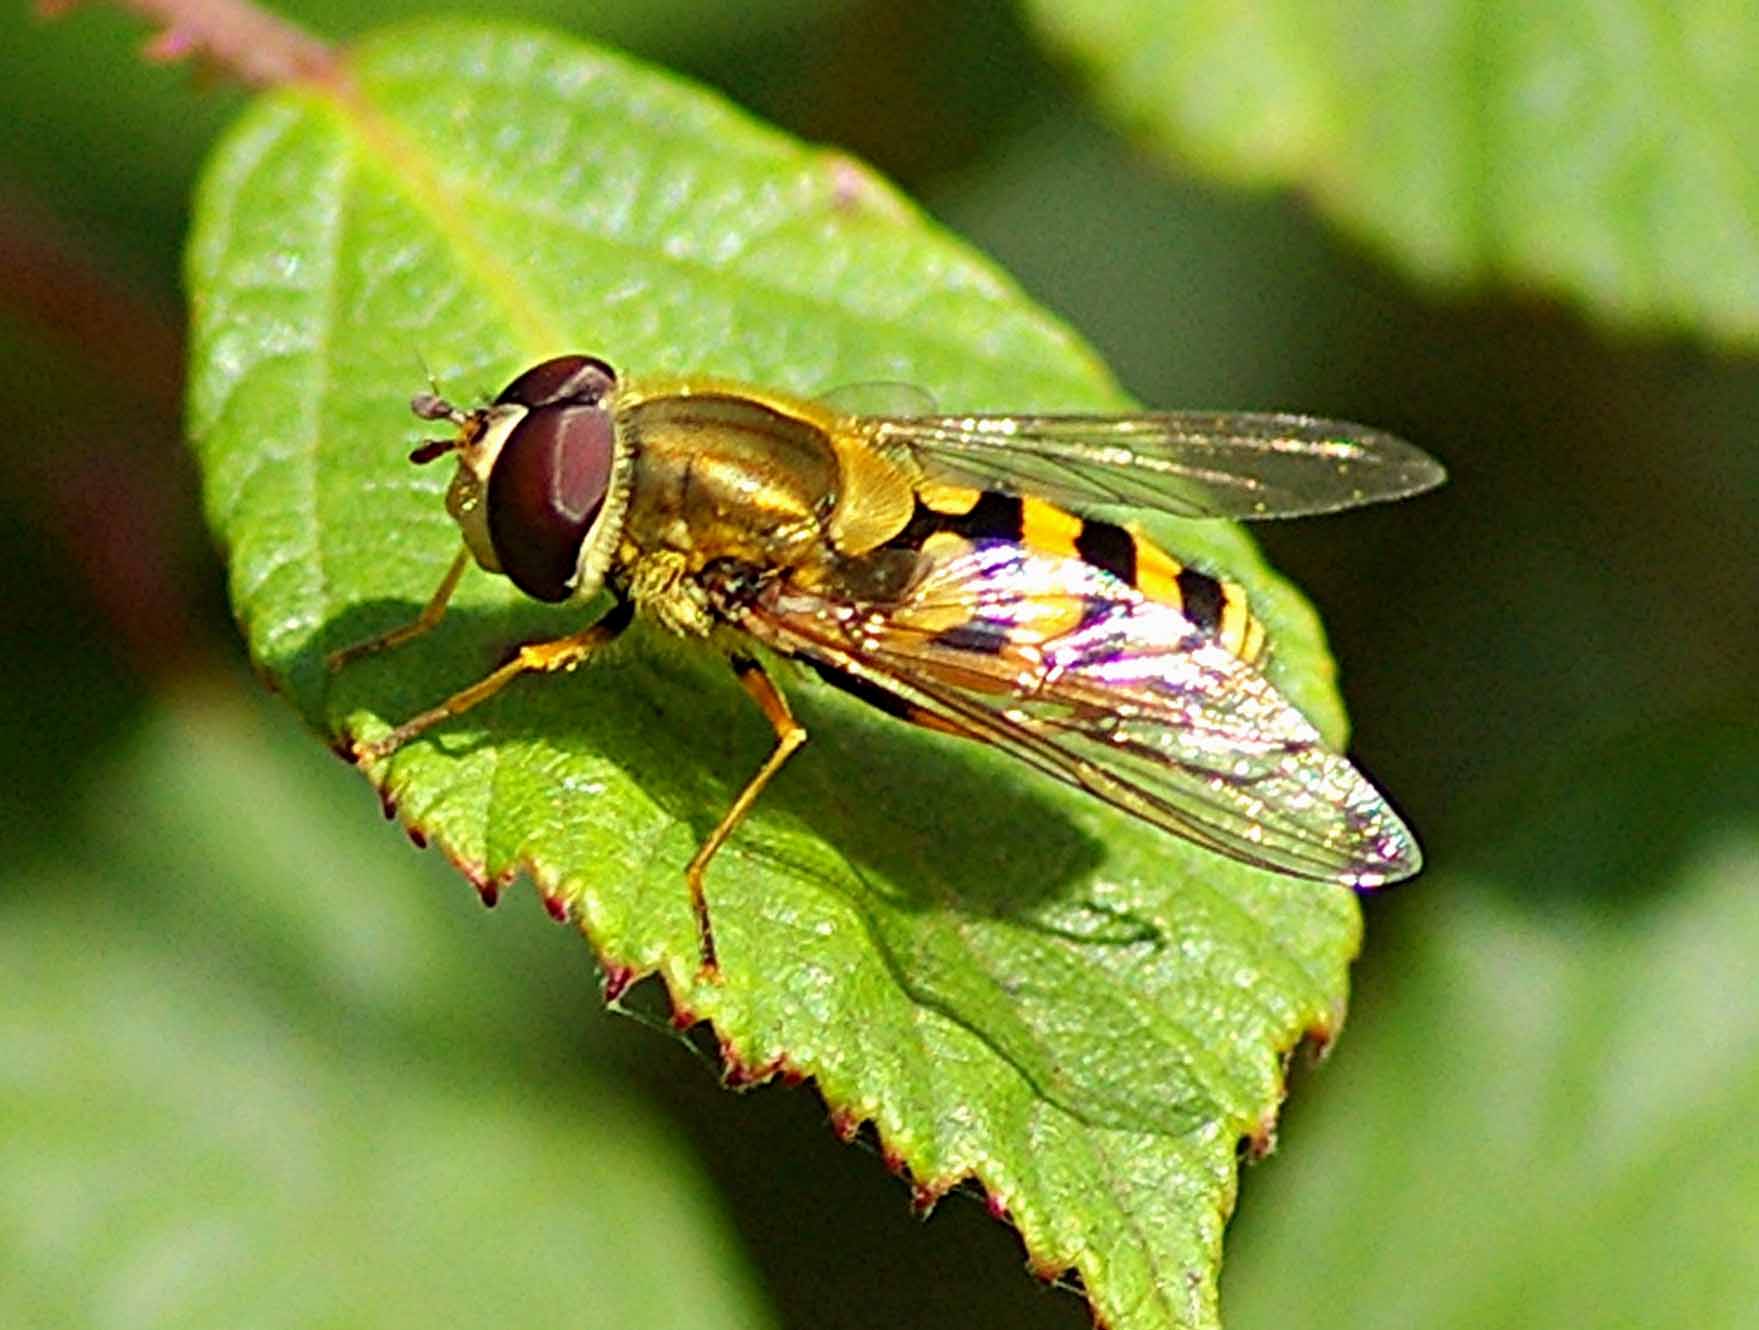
[{"xmin": 618, "ymin": 394, "xmax": 838, "ymax": 564}]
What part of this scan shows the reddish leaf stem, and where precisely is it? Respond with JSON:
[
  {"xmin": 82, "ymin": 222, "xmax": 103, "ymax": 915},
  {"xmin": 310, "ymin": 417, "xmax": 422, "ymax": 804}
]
[{"xmin": 44, "ymin": 0, "xmax": 338, "ymax": 88}]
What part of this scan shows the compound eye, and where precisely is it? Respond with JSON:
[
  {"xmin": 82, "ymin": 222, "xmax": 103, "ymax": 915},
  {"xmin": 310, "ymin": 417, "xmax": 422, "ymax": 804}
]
[
  {"xmin": 487, "ymin": 402, "xmax": 616, "ymax": 602},
  {"xmin": 494, "ymin": 355, "xmax": 618, "ymax": 410}
]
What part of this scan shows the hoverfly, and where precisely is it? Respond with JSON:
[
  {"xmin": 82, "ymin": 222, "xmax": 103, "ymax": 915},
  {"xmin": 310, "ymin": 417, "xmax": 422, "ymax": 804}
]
[{"xmin": 332, "ymin": 354, "xmax": 1444, "ymax": 977}]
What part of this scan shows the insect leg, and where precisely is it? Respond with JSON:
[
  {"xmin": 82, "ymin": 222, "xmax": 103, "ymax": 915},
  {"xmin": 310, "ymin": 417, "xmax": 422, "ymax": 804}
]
[
  {"xmin": 685, "ymin": 652, "xmax": 808, "ymax": 978},
  {"xmin": 327, "ymin": 545, "xmax": 473, "ymax": 671},
  {"xmin": 351, "ymin": 599, "xmax": 635, "ymax": 765}
]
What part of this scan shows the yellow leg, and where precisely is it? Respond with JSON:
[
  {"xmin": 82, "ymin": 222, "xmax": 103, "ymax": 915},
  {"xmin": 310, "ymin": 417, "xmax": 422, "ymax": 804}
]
[
  {"xmin": 353, "ymin": 600, "xmax": 634, "ymax": 765},
  {"xmin": 687, "ymin": 653, "xmax": 808, "ymax": 979},
  {"xmin": 328, "ymin": 547, "xmax": 472, "ymax": 672}
]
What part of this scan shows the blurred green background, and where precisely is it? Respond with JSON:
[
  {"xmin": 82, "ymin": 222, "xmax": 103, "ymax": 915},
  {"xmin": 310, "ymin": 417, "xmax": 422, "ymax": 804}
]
[{"xmin": 4, "ymin": 2, "xmax": 1755, "ymax": 1328}]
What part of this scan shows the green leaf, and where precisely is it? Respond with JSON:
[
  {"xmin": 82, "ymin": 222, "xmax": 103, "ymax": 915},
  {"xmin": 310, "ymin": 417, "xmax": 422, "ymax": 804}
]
[
  {"xmin": 1020, "ymin": 1, "xmax": 1759, "ymax": 344},
  {"xmin": 1223, "ymin": 711, "xmax": 1759, "ymax": 1329},
  {"xmin": 186, "ymin": 19, "xmax": 1372, "ymax": 1327},
  {"xmin": 0, "ymin": 693, "xmax": 773, "ymax": 1330}
]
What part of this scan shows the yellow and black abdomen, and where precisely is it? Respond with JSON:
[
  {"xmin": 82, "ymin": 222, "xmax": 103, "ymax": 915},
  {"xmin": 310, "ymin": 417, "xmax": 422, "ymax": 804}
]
[{"xmin": 888, "ymin": 484, "xmax": 1269, "ymax": 664}]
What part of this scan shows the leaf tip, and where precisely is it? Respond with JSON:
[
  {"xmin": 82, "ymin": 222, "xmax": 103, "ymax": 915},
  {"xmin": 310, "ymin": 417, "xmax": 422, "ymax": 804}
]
[
  {"xmin": 718, "ymin": 1041, "xmax": 783, "ymax": 1091},
  {"xmin": 816, "ymin": 151, "xmax": 910, "ymax": 221},
  {"xmin": 909, "ymin": 1180, "xmax": 947, "ymax": 1218},
  {"xmin": 715, "ymin": 1035, "xmax": 749, "ymax": 1081},
  {"xmin": 1303, "ymin": 1017, "xmax": 1338, "ymax": 1062},
  {"xmin": 439, "ymin": 847, "xmax": 505, "ymax": 908},
  {"xmin": 600, "ymin": 963, "xmax": 637, "ymax": 1006},
  {"xmin": 1238, "ymin": 1112, "xmax": 1279, "ymax": 1162},
  {"xmin": 827, "ymin": 1107, "xmax": 863, "ymax": 1145},
  {"xmin": 1028, "ymin": 1253, "xmax": 1074, "ymax": 1287}
]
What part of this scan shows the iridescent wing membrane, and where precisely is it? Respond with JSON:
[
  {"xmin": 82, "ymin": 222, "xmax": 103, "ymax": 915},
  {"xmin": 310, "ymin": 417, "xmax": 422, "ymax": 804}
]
[
  {"xmin": 871, "ymin": 411, "xmax": 1444, "ymax": 520},
  {"xmin": 747, "ymin": 540, "xmax": 1421, "ymax": 888}
]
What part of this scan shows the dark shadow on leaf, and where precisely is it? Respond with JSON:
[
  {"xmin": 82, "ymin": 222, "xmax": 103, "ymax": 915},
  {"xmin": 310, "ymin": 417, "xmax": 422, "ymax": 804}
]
[
  {"xmin": 304, "ymin": 600, "xmax": 1104, "ymax": 923},
  {"xmin": 1019, "ymin": 898, "xmax": 1163, "ymax": 948},
  {"xmin": 303, "ymin": 600, "xmax": 1257, "ymax": 1137}
]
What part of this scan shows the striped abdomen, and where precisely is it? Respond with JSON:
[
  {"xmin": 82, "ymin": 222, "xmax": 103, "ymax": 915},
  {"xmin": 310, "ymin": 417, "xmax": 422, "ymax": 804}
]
[{"xmin": 888, "ymin": 483, "xmax": 1268, "ymax": 664}]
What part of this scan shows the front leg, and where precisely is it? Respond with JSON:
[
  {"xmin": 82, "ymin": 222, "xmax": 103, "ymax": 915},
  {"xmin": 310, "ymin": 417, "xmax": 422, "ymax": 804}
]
[
  {"xmin": 327, "ymin": 546, "xmax": 473, "ymax": 672},
  {"xmin": 354, "ymin": 598, "xmax": 636, "ymax": 764}
]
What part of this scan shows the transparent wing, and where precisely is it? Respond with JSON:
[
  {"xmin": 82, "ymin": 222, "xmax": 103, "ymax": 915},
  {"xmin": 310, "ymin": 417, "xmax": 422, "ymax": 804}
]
[
  {"xmin": 868, "ymin": 411, "xmax": 1445, "ymax": 520},
  {"xmin": 743, "ymin": 541, "xmax": 1420, "ymax": 885}
]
